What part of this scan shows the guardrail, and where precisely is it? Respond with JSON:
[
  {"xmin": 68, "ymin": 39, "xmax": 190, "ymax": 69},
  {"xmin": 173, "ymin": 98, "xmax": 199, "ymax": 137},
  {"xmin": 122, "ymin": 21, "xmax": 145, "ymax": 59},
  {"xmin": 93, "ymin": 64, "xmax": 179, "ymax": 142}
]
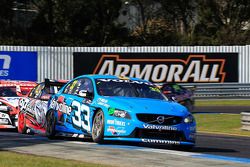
[
  {"xmin": 241, "ymin": 112, "xmax": 250, "ymax": 131},
  {"xmin": 180, "ymin": 83, "xmax": 250, "ymax": 99}
]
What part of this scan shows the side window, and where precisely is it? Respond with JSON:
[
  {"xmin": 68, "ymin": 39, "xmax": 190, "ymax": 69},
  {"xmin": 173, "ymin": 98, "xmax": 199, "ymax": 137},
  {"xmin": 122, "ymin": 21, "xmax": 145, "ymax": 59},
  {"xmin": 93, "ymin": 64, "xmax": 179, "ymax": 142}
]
[
  {"xmin": 78, "ymin": 78, "xmax": 93, "ymax": 93},
  {"xmin": 29, "ymin": 84, "xmax": 45, "ymax": 98},
  {"xmin": 63, "ymin": 80, "xmax": 80, "ymax": 95},
  {"xmin": 63, "ymin": 78, "xmax": 93, "ymax": 95}
]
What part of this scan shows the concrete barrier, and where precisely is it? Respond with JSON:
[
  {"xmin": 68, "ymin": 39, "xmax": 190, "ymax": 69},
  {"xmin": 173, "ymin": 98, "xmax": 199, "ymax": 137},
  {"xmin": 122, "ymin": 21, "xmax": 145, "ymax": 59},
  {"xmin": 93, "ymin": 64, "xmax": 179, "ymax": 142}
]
[{"xmin": 241, "ymin": 112, "xmax": 250, "ymax": 131}]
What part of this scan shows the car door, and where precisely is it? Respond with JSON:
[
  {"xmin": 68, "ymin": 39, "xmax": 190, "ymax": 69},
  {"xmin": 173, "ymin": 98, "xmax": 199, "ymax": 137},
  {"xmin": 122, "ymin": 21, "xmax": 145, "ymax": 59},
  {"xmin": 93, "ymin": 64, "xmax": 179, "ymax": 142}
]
[
  {"xmin": 20, "ymin": 83, "xmax": 47, "ymax": 127},
  {"xmin": 61, "ymin": 77, "xmax": 94, "ymax": 133}
]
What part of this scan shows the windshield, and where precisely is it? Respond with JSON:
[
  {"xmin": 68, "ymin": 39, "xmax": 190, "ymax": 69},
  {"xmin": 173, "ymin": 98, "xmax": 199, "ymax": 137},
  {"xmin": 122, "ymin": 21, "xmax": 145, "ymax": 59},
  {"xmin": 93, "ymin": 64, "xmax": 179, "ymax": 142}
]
[
  {"xmin": 0, "ymin": 87, "xmax": 17, "ymax": 97},
  {"xmin": 95, "ymin": 79, "xmax": 167, "ymax": 100}
]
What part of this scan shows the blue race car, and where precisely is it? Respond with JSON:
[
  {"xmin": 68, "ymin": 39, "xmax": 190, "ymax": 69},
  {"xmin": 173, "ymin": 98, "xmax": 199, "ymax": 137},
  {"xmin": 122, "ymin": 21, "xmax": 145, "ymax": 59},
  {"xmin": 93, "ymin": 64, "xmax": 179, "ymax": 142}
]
[{"xmin": 46, "ymin": 75, "xmax": 196, "ymax": 148}]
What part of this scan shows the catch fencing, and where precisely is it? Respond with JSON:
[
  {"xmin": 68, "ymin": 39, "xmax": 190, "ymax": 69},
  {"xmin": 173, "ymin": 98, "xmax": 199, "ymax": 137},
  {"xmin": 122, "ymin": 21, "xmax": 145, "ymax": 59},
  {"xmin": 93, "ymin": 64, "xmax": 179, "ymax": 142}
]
[{"xmin": 180, "ymin": 83, "xmax": 250, "ymax": 99}]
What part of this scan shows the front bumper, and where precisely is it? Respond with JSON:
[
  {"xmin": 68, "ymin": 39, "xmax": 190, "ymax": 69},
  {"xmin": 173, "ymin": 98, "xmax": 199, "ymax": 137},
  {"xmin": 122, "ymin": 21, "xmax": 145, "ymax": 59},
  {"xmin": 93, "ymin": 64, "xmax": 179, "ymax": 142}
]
[{"xmin": 103, "ymin": 137, "xmax": 195, "ymax": 146}]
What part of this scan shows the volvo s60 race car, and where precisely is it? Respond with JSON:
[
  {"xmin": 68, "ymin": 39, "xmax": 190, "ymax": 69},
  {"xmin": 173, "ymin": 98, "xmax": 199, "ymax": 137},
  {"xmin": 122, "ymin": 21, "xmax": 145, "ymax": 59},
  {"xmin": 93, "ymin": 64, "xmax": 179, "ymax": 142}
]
[
  {"xmin": 161, "ymin": 83, "xmax": 195, "ymax": 112},
  {"xmin": 18, "ymin": 79, "xmax": 67, "ymax": 134},
  {"xmin": 0, "ymin": 80, "xmax": 37, "ymax": 129},
  {"xmin": 46, "ymin": 75, "xmax": 196, "ymax": 147}
]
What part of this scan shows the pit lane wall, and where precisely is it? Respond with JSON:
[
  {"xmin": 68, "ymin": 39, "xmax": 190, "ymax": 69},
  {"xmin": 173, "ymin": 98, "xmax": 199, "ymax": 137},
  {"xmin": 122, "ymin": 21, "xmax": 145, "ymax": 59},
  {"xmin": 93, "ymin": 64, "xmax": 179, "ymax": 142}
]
[{"xmin": 0, "ymin": 45, "xmax": 250, "ymax": 83}]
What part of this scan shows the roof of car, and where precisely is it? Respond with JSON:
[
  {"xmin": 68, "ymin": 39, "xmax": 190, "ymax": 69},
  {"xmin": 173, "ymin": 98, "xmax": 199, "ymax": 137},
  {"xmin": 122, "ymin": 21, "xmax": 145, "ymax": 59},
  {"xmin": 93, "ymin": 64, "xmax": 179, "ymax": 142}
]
[
  {"xmin": 76, "ymin": 74, "xmax": 148, "ymax": 82},
  {"xmin": 0, "ymin": 80, "xmax": 37, "ymax": 87}
]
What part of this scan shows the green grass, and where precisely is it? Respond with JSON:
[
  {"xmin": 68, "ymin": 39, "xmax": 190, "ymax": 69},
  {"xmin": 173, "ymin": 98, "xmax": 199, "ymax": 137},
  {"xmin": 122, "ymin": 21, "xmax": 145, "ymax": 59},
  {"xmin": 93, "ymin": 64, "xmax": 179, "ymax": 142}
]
[
  {"xmin": 194, "ymin": 113, "xmax": 250, "ymax": 136},
  {"xmin": 195, "ymin": 100, "xmax": 250, "ymax": 106},
  {"xmin": 0, "ymin": 151, "xmax": 110, "ymax": 167}
]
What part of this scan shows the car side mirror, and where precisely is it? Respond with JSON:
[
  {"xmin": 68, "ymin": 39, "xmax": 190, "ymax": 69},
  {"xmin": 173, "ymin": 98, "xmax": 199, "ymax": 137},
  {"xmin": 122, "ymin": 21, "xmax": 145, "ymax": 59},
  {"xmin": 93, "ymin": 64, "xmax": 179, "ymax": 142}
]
[{"xmin": 78, "ymin": 90, "xmax": 93, "ymax": 99}]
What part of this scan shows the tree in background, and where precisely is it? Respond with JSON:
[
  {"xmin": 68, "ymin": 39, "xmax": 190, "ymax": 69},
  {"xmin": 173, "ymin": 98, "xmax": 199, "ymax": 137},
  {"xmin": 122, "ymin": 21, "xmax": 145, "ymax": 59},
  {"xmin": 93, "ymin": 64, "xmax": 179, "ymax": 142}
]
[
  {"xmin": 29, "ymin": 0, "xmax": 128, "ymax": 46},
  {"xmin": 0, "ymin": 0, "xmax": 15, "ymax": 43},
  {"xmin": 0, "ymin": 0, "xmax": 249, "ymax": 46},
  {"xmin": 156, "ymin": 0, "xmax": 196, "ymax": 44},
  {"xmin": 193, "ymin": 0, "xmax": 250, "ymax": 45},
  {"xmin": 126, "ymin": 0, "xmax": 182, "ymax": 45}
]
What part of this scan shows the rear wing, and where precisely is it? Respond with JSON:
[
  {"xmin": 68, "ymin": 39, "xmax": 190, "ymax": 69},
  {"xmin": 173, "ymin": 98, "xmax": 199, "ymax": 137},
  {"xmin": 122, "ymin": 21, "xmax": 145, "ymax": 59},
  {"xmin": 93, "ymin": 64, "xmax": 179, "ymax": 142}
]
[{"xmin": 44, "ymin": 78, "xmax": 68, "ymax": 94}]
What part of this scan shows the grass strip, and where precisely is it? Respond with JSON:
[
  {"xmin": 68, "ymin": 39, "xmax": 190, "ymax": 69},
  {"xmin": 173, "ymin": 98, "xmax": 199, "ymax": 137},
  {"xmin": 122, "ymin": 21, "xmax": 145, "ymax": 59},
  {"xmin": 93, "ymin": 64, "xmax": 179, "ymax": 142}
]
[
  {"xmin": 194, "ymin": 113, "xmax": 250, "ymax": 136},
  {"xmin": 195, "ymin": 100, "xmax": 250, "ymax": 106},
  {"xmin": 0, "ymin": 151, "xmax": 110, "ymax": 167}
]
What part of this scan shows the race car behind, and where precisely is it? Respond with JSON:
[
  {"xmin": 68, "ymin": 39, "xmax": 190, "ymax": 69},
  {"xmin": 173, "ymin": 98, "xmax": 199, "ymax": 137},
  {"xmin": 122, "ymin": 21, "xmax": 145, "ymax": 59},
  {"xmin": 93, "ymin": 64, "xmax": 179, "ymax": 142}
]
[
  {"xmin": 18, "ymin": 79, "xmax": 68, "ymax": 134},
  {"xmin": 0, "ymin": 80, "xmax": 37, "ymax": 129},
  {"xmin": 160, "ymin": 83, "xmax": 195, "ymax": 112}
]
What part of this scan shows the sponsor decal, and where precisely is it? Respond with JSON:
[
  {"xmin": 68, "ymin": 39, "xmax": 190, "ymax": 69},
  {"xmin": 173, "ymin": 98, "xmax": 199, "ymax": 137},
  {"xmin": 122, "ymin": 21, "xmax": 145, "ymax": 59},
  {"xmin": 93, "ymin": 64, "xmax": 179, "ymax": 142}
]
[
  {"xmin": 49, "ymin": 99, "xmax": 72, "ymax": 115},
  {"xmin": 142, "ymin": 138, "xmax": 180, "ymax": 145},
  {"xmin": 0, "ymin": 52, "xmax": 37, "ymax": 81},
  {"xmin": 143, "ymin": 124, "xmax": 178, "ymax": 131},
  {"xmin": 0, "ymin": 54, "xmax": 10, "ymax": 76},
  {"xmin": 97, "ymin": 78, "xmax": 153, "ymax": 85},
  {"xmin": 94, "ymin": 55, "xmax": 225, "ymax": 83},
  {"xmin": 107, "ymin": 126, "xmax": 126, "ymax": 135},
  {"xmin": 107, "ymin": 119, "xmax": 126, "ymax": 126},
  {"xmin": 73, "ymin": 53, "xmax": 238, "ymax": 83},
  {"xmin": 96, "ymin": 98, "xmax": 109, "ymax": 108}
]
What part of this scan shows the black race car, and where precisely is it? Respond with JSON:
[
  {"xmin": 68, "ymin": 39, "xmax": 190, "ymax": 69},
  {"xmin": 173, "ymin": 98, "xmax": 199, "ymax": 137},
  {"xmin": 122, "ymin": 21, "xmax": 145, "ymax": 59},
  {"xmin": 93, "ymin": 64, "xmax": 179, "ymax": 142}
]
[{"xmin": 161, "ymin": 83, "xmax": 195, "ymax": 112}]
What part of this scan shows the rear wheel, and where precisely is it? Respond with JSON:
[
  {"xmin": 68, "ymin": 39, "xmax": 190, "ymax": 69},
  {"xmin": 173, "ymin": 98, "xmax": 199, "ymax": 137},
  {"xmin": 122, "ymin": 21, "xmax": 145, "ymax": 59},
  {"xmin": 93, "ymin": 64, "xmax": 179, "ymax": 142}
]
[
  {"xmin": 46, "ymin": 110, "xmax": 56, "ymax": 139},
  {"xmin": 18, "ymin": 111, "xmax": 27, "ymax": 134},
  {"xmin": 92, "ymin": 110, "xmax": 105, "ymax": 143}
]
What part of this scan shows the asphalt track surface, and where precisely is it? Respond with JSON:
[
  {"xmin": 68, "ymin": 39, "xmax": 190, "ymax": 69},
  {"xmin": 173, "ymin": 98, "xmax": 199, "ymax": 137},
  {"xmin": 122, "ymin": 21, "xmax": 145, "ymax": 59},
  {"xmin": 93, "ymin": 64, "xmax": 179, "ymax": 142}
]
[{"xmin": 0, "ymin": 106, "xmax": 250, "ymax": 167}]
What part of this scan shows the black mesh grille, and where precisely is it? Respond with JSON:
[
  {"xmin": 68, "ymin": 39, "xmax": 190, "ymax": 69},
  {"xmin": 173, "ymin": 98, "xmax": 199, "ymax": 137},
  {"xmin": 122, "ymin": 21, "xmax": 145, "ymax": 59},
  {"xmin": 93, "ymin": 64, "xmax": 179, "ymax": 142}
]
[
  {"xmin": 130, "ymin": 128, "xmax": 186, "ymax": 141},
  {"xmin": 136, "ymin": 114, "xmax": 182, "ymax": 125}
]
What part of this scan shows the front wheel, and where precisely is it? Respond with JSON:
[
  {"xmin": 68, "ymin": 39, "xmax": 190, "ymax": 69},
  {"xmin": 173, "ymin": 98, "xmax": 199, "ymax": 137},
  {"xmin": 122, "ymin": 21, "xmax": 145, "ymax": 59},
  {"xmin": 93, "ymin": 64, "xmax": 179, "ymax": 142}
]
[
  {"xmin": 18, "ymin": 111, "xmax": 27, "ymax": 134},
  {"xmin": 92, "ymin": 110, "xmax": 105, "ymax": 143},
  {"xmin": 46, "ymin": 110, "xmax": 56, "ymax": 139}
]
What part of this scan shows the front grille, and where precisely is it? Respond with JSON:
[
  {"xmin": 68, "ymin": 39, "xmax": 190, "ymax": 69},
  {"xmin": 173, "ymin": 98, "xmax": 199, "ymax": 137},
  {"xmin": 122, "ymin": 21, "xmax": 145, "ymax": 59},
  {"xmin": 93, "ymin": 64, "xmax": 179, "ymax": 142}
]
[
  {"xmin": 130, "ymin": 128, "xmax": 186, "ymax": 141},
  {"xmin": 136, "ymin": 114, "xmax": 182, "ymax": 125}
]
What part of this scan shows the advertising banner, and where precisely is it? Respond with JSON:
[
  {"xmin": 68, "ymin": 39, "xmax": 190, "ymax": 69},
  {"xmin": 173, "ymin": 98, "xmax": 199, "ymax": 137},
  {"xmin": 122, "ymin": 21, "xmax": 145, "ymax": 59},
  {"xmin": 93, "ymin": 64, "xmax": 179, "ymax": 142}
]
[
  {"xmin": 0, "ymin": 51, "xmax": 37, "ymax": 81},
  {"xmin": 73, "ymin": 53, "xmax": 238, "ymax": 83}
]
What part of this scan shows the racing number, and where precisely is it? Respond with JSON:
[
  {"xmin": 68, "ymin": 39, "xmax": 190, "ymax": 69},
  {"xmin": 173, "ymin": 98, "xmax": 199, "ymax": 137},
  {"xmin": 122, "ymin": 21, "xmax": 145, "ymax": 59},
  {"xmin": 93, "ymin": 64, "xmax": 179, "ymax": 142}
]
[
  {"xmin": 71, "ymin": 101, "xmax": 90, "ymax": 131},
  {"xmin": 19, "ymin": 98, "xmax": 29, "ymax": 111}
]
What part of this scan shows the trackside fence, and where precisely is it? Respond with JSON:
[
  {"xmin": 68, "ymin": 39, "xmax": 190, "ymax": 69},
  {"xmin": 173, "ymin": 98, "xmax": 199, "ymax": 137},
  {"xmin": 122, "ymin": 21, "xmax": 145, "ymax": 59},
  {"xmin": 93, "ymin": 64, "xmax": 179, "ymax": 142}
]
[{"xmin": 180, "ymin": 83, "xmax": 250, "ymax": 99}]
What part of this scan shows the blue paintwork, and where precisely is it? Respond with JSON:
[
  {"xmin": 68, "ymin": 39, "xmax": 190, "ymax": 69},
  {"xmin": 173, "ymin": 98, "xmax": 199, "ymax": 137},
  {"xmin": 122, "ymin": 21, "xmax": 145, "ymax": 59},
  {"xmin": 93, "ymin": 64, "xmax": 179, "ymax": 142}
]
[{"xmin": 47, "ymin": 75, "xmax": 196, "ymax": 146}]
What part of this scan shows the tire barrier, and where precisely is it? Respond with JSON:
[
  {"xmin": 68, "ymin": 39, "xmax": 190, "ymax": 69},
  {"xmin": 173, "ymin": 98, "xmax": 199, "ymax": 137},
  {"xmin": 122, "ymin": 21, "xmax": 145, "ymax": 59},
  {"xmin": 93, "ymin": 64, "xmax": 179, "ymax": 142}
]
[{"xmin": 241, "ymin": 112, "xmax": 250, "ymax": 131}]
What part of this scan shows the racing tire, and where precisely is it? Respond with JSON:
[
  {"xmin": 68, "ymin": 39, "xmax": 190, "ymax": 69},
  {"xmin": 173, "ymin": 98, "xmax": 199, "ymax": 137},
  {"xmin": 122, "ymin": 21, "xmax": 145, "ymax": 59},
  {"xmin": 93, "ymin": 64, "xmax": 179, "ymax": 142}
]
[
  {"xmin": 92, "ymin": 110, "xmax": 105, "ymax": 143},
  {"xmin": 46, "ymin": 110, "xmax": 56, "ymax": 139},
  {"xmin": 18, "ymin": 111, "xmax": 27, "ymax": 134}
]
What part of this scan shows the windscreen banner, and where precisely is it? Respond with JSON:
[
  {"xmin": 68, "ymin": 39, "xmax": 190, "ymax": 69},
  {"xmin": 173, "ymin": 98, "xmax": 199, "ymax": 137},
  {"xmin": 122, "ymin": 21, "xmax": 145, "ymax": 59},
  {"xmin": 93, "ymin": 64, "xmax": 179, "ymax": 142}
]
[
  {"xmin": 73, "ymin": 53, "xmax": 238, "ymax": 83},
  {"xmin": 0, "ymin": 51, "xmax": 37, "ymax": 81}
]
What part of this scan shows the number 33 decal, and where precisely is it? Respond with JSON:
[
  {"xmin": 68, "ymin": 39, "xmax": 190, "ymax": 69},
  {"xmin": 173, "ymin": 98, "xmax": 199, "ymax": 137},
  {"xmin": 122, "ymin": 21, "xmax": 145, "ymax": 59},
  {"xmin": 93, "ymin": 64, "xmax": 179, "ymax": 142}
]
[{"xmin": 71, "ymin": 101, "xmax": 90, "ymax": 131}]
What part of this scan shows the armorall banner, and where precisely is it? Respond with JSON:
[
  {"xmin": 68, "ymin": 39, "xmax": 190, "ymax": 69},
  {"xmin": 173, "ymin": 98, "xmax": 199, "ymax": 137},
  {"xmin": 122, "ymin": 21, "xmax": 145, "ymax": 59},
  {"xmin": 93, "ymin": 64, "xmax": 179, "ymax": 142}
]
[{"xmin": 73, "ymin": 53, "xmax": 238, "ymax": 83}]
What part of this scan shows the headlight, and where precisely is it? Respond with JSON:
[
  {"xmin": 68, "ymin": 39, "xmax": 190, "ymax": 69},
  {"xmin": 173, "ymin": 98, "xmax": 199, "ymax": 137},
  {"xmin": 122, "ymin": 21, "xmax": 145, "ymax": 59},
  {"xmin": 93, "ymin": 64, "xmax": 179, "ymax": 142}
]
[
  {"xmin": 108, "ymin": 108, "xmax": 131, "ymax": 119},
  {"xmin": 184, "ymin": 114, "xmax": 195, "ymax": 124}
]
